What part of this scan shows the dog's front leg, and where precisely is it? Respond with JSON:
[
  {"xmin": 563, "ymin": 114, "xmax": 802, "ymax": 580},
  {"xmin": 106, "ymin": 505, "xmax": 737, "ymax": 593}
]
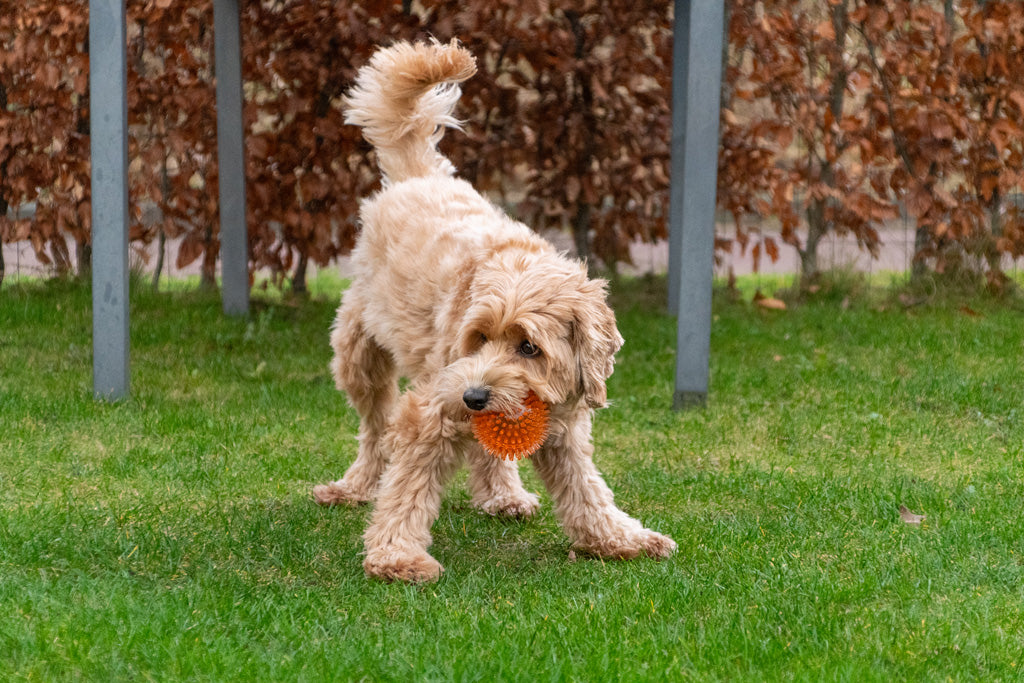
[
  {"xmin": 466, "ymin": 445, "xmax": 540, "ymax": 518},
  {"xmin": 532, "ymin": 412, "xmax": 676, "ymax": 560},
  {"xmin": 362, "ymin": 391, "xmax": 461, "ymax": 582}
]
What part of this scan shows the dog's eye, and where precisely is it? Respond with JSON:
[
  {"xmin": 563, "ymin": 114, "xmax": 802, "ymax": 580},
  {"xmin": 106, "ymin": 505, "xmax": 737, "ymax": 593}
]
[
  {"xmin": 479, "ymin": 333, "xmax": 488, "ymax": 344},
  {"xmin": 518, "ymin": 340, "xmax": 541, "ymax": 358}
]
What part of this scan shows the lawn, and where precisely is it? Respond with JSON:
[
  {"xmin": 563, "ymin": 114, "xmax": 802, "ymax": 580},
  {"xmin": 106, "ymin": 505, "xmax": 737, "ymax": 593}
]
[{"xmin": 1, "ymin": 275, "xmax": 1022, "ymax": 681}]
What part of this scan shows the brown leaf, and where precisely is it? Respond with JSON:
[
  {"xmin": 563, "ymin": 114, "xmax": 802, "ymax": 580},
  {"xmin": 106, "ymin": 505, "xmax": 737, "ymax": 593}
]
[
  {"xmin": 815, "ymin": 19, "xmax": 836, "ymax": 41},
  {"xmin": 899, "ymin": 505, "xmax": 925, "ymax": 525},
  {"xmin": 906, "ymin": 186, "xmax": 933, "ymax": 218},
  {"xmin": 1008, "ymin": 90, "xmax": 1024, "ymax": 115},
  {"xmin": 958, "ymin": 305, "xmax": 982, "ymax": 318},
  {"xmin": 754, "ymin": 291, "xmax": 787, "ymax": 310},
  {"xmin": 176, "ymin": 233, "xmax": 204, "ymax": 269}
]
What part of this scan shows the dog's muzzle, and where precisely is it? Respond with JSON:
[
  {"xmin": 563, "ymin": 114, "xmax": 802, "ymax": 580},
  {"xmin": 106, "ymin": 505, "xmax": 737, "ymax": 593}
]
[{"xmin": 462, "ymin": 387, "xmax": 490, "ymax": 411}]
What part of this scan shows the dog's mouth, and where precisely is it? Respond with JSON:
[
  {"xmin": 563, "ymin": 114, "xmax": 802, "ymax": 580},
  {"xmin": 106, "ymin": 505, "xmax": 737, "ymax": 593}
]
[
  {"xmin": 501, "ymin": 402, "xmax": 529, "ymax": 420},
  {"xmin": 469, "ymin": 390, "xmax": 551, "ymax": 461}
]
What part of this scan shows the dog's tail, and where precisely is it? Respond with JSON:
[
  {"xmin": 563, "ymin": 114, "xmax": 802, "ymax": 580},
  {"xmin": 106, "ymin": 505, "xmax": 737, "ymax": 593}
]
[{"xmin": 343, "ymin": 40, "xmax": 477, "ymax": 183}]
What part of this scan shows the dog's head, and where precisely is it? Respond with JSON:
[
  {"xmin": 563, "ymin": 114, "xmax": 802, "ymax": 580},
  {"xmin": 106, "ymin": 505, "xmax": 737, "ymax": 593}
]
[{"xmin": 446, "ymin": 256, "xmax": 623, "ymax": 417}]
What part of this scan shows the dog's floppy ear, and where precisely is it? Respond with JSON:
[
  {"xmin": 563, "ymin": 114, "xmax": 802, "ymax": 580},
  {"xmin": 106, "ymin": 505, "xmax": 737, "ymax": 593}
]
[{"xmin": 571, "ymin": 279, "xmax": 624, "ymax": 409}]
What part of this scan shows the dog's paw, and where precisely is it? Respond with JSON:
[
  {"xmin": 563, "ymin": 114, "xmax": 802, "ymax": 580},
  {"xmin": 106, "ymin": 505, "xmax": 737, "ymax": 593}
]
[
  {"xmin": 364, "ymin": 546, "xmax": 444, "ymax": 583},
  {"xmin": 474, "ymin": 491, "xmax": 541, "ymax": 518},
  {"xmin": 636, "ymin": 529, "xmax": 677, "ymax": 560},
  {"xmin": 579, "ymin": 529, "xmax": 677, "ymax": 561},
  {"xmin": 312, "ymin": 481, "xmax": 374, "ymax": 507}
]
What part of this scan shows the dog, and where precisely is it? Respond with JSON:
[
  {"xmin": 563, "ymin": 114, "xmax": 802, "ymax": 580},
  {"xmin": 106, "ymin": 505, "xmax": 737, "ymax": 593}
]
[{"xmin": 312, "ymin": 40, "xmax": 676, "ymax": 582}]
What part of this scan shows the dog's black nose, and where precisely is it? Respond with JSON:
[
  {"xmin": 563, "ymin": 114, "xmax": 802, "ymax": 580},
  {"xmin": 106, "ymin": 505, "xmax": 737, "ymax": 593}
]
[{"xmin": 463, "ymin": 387, "xmax": 491, "ymax": 411}]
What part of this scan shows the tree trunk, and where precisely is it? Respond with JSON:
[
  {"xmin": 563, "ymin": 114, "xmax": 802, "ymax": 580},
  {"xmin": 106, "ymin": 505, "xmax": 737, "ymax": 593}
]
[
  {"xmin": 52, "ymin": 237, "xmax": 73, "ymax": 276},
  {"xmin": 566, "ymin": 10, "xmax": 598, "ymax": 273},
  {"xmin": 76, "ymin": 239, "xmax": 92, "ymax": 278},
  {"xmin": 1, "ymin": 87, "xmax": 7, "ymax": 286},
  {"xmin": 911, "ymin": 225, "xmax": 930, "ymax": 282},
  {"xmin": 153, "ymin": 149, "xmax": 170, "ymax": 291},
  {"xmin": 801, "ymin": 197, "xmax": 827, "ymax": 284},
  {"xmin": 799, "ymin": 3, "xmax": 848, "ymax": 287},
  {"xmin": 200, "ymin": 223, "xmax": 217, "ymax": 291},
  {"xmin": 292, "ymin": 251, "xmax": 308, "ymax": 296},
  {"xmin": 152, "ymin": 228, "xmax": 166, "ymax": 291},
  {"xmin": 985, "ymin": 195, "xmax": 1003, "ymax": 277},
  {"xmin": 0, "ymin": 193, "xmax": 7, "ymax": 288},
  {"xmin": 572, "ymin": 201, "xmax": 592, "ymax": 268}
]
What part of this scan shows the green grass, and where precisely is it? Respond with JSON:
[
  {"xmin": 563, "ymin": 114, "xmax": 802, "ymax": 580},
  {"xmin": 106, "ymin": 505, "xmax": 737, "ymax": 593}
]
[{"xmin": 1, "ymin": 275, "xmax": 1022, "ymax": 681}]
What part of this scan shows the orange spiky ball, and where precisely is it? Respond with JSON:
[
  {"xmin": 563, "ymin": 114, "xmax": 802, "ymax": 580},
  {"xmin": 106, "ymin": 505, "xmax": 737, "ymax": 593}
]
[{"xmin": 471, "ymin": 391, "xmax": 550, "ymax": 461}]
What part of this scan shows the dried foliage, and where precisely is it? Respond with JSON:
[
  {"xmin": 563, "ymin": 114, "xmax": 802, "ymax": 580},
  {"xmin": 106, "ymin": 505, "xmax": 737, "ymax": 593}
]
[
  {"xmin": 0, "ymin": 3, "xmax": 90, "ymax": 279},
  {"xmin": 2, "ymin": 0, "xmax": 1023, "ymax": 292},
  {"xmin": 724, "ymin": 0, "xmax": 1024, "ymax": 289},
  {"xmin": 127, "ymin": 0, "xmax": 219, "ymax": 286},
  {"xmin": 857, "ymin": 0, "xmax": 1024, "ymax": 291}
]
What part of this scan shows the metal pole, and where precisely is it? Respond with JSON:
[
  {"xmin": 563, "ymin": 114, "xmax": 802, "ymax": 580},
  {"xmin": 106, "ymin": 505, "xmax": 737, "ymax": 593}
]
[
  {"xmin": 213, "ymin": 0, "xmax": 250, "ymax": 315},
  {"xmin": 670, "ymin": 0, "xmax": 724, "ymax": 410},
  {"xmin": 90, "ymin": 0, "xmax": 130, "ymax": 400}
]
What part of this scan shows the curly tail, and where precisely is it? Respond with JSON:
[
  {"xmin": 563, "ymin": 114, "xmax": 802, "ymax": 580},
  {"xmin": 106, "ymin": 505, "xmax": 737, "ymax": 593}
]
[{"xmin": 343, "ymin": 40, "xmax": 477, "ymax": 183}]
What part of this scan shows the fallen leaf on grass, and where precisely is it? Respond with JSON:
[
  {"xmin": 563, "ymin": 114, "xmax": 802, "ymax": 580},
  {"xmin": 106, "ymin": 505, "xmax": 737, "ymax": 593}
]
[
  {"xmin": 753, "ymin": 290, "xmax": 787, "ymax": 310},
  {"xmin": 958, "ymin": 305, "xmax": 982, "ymax": 318},
  {"xmin": 899, "ymin": 505, "xmax": 925, "ymax": 525},
  {"xmin": 757, "ymin": 297, "xmax": 787, "ymax": 310}
]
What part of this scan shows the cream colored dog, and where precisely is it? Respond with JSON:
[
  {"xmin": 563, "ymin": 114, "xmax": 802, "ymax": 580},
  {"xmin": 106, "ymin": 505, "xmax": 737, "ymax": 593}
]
[{"xmin": 312, "ymin": 40, "xmax": 675, "ymax": 582}]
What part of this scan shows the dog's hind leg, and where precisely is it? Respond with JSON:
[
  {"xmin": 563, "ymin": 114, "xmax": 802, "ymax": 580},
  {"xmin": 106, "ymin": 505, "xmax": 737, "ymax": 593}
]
[
  {"xmin": 313, "ymin": 301, "xmax": 398, "ymax": 506},
  {"xmin": 466, "ymin": 445, "xmax": 540, "ymax": 518},
  {"xmin": 531, "ymin": 412, "xmax": 676, "ymax": 561}
]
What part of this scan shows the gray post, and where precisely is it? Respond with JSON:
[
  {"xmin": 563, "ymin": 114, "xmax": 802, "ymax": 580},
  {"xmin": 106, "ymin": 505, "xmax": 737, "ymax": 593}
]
[
  {"xmin": 669, "ymin": 0, "xmax": 724, "ymax": 410},
  {"xmin": 213, "ymin": 0, "xmax": 250, "ymax": 315},
  {"xmin": 90, "ymin": 0, "xmax": 130, "ymax": 400}
]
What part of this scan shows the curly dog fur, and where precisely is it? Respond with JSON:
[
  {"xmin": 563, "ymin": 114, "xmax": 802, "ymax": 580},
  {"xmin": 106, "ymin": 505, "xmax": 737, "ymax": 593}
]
[{"xmin": 312, "ymin": 40, "xmax": 675, "ymax": 582}]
